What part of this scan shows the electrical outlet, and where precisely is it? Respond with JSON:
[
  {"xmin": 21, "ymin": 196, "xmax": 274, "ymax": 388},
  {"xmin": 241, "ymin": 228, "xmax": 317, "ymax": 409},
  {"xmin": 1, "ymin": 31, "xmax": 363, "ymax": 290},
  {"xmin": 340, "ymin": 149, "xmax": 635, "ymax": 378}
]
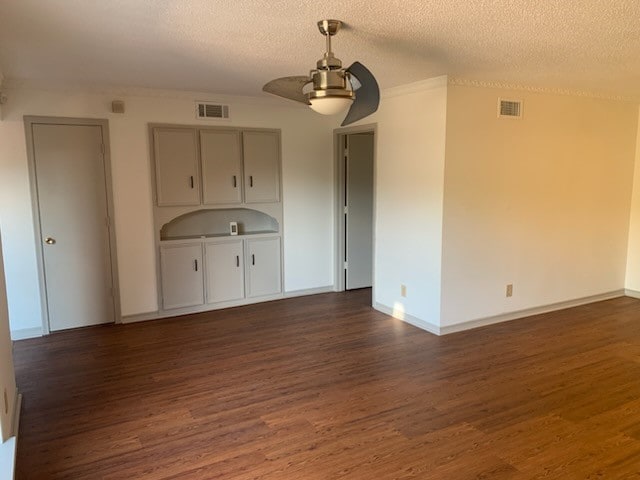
[
  {"xmin": 400, "ymin": 284, "xmax": 407, "ymax": 297},
  {"xmin": 506, "ymin": 284, "xmax": 513, "ymax": 297}
]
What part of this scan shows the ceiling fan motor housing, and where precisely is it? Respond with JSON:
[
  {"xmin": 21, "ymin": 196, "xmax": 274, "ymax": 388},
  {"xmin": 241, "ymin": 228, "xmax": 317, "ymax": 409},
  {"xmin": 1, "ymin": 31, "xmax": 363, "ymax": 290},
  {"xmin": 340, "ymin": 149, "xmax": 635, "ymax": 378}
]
[{"xmin": 308, "ymin": 69, "xmax": 354, "ymax": 101}]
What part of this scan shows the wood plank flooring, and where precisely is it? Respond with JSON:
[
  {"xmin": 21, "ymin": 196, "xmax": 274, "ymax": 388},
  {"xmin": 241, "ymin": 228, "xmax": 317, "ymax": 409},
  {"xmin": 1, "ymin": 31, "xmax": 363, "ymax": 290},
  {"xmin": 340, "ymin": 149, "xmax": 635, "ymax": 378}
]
[{"xmin": 13, "ymin": 289, "xmax": 640, "ymax": 479}]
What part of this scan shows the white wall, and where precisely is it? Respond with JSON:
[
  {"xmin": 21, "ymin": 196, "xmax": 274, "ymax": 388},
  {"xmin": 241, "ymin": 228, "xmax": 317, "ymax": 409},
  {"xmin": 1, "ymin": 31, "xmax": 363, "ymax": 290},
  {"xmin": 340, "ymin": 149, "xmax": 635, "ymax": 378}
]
[
  {"xmin": 441, "ymin": 85, "xmax": 639, "ymax": 327},
  {"xmin": 371, "ymin": 77, "xmax": 448, "ymax": 328},
  {"xmin": 0, "ymin": 86, "xmax": 336, "ymax": 334},
  {"xmin": 625, "ymin": 106, "xmax": 640, "ymax": 292},
  {"xmin": 0, "ymin": 231, "xmax": 17, "ymax": 443}
]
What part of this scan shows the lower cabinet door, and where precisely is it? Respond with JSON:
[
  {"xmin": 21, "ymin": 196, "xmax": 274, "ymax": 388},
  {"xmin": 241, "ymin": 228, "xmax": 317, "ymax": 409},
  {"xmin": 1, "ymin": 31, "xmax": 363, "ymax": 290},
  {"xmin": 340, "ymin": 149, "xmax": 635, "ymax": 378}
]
[
  {"xmin": 247, "ymin": 237, "xmax": 282, "ymax": 298},
  {"xmin": 160, "ymin": 244, "xmax": 204, "ymax": 309},
  {"xmin": 205, "ymin": 239, "xmax": 245, "ymax": 303}
]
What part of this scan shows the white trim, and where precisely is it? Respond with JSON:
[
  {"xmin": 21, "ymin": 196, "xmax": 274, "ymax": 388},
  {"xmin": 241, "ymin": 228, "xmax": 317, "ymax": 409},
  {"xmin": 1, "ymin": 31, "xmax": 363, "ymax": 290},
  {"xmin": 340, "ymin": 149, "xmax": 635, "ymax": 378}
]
[
  {"xmin": 374, "ymin": 302, "xmax": 440, "ymax": 335},
  {"xmin": 382, "ymin": 76, "xmax": 448, "ymax": 99},
  {"xmin": 448, "ymin": 77, "xmax": 638, "ymax": 103},
  {"xmin": 375, "ymin": 290, "xmax": 626, "ymax": 337},
  {"xmin": 0, "ymin": 393, "xmax": 21, "ymax": 480},
  {"xmin": 120, "ymin": 311, "xmax": 161, "ymax": 324},
  {"xmin": 11, "ymin": 393, "xmax": 21, "ymax": 438},
  {"xmin": 625, "ymin": 289, "xmax": 640, "ymax": 299},
  {"xmin": 284, "ymin": 286, "xmax": 335, "ymax": 298},
  {"xmin": 332, "ymin": 124, "xmax": 378, "ymax": 294},
  {"xmin": 3, "ymin": 78, "xmax": 305, "ymax": 108},
  {"xmin": 10, "ymin": 327, "xmax": 42, "ymax": 341},
  {"xmin": 122, "ymin": 286, "xmax": 336, "ymax": 324},
  {"xmin": 440, "ymin": 289, "xmax": 625, "ymax": 335}
]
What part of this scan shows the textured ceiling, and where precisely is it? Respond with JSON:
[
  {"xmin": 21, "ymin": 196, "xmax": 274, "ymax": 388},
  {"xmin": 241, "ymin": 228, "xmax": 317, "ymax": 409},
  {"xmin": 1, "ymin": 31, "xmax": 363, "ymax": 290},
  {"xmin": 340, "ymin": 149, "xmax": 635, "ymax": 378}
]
[{"xmin": 0, "ymin": 0, "xmax": 639, "ymax": 99}]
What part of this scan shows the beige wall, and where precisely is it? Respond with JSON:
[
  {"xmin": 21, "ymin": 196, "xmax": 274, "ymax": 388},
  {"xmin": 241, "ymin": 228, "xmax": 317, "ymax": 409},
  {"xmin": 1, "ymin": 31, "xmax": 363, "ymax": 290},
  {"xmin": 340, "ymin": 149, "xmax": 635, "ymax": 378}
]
[
  {"xmin": 625, "ymin": 106, "xmax": 640, "ymax": 291},
  {"xmin": 441, "ymin": 85, "xmax": 639, "ymax": 327},
  {"xmin": 0, "ymin": 86, "xmax": 336, "ymax": 334}
]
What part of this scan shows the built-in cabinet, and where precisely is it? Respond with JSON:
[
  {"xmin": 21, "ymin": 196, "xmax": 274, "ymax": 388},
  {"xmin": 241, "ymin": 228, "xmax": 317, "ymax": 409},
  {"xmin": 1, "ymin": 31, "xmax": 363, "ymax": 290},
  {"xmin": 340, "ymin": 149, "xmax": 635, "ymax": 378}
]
[
  {"xmin": 159, "ymin": 236, "xmax": 282, "ymax": 310},
  {"xmin": 247, "ymin": 237, "xmax": 282, "ymax": 297},
  {"xmin": 243, "ymin": 131, "xmax": 281, "ymax": 203},
  {"xmin": 159, "ymin": 243, "xmax": 204, "ymax": 309},
  {"xmin": 201, "ymin": 130, "xmax": 243, "ymax": 205},
  {"xmin": 153, "ymin": 128, "xmax": 201, "ymax": 206},
  {"xmin": 205, "ymin": 239, "xmax": 245, "ymax": 303},
  {"xmin": 151, "ymin": 124, "xmax": 284, "ymax": 317},
  {"xmin": 153, "ymin": 127, "xmax": 280, "ymax": 207}
]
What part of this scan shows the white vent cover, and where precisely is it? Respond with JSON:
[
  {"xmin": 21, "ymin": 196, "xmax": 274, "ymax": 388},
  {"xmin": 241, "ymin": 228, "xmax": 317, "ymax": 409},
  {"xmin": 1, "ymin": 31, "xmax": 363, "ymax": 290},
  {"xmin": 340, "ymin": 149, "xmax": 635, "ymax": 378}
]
[
  {"xmin": 196, "ymin": 102, "xmax": 230, "ymax": 120},
  {"xmin": 498, "ymin": 98, "xmax": 522, "ymax": 118}
]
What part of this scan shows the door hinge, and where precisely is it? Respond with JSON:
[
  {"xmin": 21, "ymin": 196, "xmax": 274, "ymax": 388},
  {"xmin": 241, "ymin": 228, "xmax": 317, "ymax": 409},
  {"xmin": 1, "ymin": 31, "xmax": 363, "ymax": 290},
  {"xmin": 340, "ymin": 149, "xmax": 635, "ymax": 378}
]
[
  {"xmin": 344, "ymin": 261, "xmax": 348, "ymax": 270},
  {"xmin": 343, "ymin": 206, "xmax": 348, "ymax": 214},
  {"xmin": 106, "ymin": 216, "xmax": 111, "ymax": 228},
  {"xmin": 100, "ymin": 143, "xmax": 106, "ymax": 155}
]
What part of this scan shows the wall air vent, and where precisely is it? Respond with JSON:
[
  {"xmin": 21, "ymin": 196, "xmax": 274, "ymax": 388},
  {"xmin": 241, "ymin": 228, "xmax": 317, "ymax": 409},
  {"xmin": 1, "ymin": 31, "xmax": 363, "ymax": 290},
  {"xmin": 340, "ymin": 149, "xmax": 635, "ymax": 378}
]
[
  {"xmin": 196, "ymin": 102, "xmax": 230, "ymax": 120},
  {"xmin": 498, "ymin": 99, "xmax": 522, "ymax": 118}
]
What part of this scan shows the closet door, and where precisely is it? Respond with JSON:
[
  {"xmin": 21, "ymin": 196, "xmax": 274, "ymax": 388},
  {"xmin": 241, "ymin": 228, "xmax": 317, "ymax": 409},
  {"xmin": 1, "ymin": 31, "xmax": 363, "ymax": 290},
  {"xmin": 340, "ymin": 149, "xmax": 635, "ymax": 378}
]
[
  {"xmin": 205, "ymin": 239, "xmax": 245, "ymax": 303},
  {"xmin": 243, "ymin": 131, "xmax": 280, "ymax": 203},
  {"xmin": 153, "ymin": 128, "xmax": 200, "ymax": 206},
  {"xmin": 201, "ymin": 130, "xmax": 243, "ymax": 205}
]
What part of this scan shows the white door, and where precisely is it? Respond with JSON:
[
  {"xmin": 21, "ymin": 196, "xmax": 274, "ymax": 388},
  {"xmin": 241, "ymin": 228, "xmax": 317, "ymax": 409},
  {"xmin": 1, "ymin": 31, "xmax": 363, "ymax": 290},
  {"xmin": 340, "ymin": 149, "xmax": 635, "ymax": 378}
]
[
  {"xmin": 243, "ymin": 131, "xmax": 281, "ymax": 203},
  {"xmin": 205, "ymin": 240, "xmax": 244, "ymax": 303},
  {"xmin": 247, "ymin": 237, "xmax": 281, "ymax": 297},
  {"xmin": 201, "ymin": 130, "xmax": 243, "ymax": 205},
  {"xmin": 32, "ymin": 123, "xmax": 115, "ymax": 331},
  {"xmin": 345, "ymin": 133, "xmax": 374, "ymax": 290},
  {"xmin": 160, "ymin": 244, "xmax": 204, "ymax": 309}
]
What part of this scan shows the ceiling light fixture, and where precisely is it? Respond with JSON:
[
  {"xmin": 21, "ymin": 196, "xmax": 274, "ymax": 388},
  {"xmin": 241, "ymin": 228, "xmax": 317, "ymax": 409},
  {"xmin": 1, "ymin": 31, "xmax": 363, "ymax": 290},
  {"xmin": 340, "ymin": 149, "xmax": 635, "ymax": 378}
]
[{"xmin": 263, "ymin": 20, "xmax": 379, "ymax": 126}]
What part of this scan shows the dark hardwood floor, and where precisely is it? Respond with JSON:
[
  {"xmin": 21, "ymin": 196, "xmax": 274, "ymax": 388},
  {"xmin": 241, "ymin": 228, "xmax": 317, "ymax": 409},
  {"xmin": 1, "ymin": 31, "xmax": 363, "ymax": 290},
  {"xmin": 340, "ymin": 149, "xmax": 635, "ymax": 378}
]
[{"xmin": 13, "ymin": 289, "xmax": 640, "ymax": 479}]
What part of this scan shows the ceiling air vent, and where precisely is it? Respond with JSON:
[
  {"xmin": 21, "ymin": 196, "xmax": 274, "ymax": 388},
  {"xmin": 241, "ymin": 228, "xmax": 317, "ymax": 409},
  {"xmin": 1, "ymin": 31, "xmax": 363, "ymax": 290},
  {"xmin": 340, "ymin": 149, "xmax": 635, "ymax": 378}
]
[
  {"xmin": 196, "ymin": 102, "xmax": 230, "ymax": 120},
  {"xmin": 498, "ymin": 98, "xmax": 522, "ymax": 118}
]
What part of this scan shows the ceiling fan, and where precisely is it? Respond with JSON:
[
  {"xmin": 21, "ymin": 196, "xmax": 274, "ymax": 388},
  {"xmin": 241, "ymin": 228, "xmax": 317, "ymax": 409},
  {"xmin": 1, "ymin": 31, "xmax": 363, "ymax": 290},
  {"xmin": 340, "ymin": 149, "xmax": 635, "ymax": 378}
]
[{"xmin": 263, "ymin": 20, "xmax": 380, "ymax": 126}]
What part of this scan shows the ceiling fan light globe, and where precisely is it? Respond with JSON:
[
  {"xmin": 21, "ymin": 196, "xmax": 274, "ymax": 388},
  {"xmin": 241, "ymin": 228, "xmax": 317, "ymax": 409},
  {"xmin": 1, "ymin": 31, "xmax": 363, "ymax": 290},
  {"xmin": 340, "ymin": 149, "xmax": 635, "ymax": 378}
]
[{"xmin": 309, "ymin": 96, "xmax": 353, "ymax": 115}]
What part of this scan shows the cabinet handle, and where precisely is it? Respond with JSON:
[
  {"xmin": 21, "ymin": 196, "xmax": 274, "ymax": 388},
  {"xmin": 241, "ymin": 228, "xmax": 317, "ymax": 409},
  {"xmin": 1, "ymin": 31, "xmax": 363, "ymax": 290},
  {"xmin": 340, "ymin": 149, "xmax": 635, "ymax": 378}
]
[
  {"xmin": 252, "ymin": 254, "xmax": 255, "ymax": 265},
  {"xmin": 249, "ymin": 175, "xmax": 253, "ymax": 187},
  {"xmin": 232, "ymin": 175, "xmax": 237, "ymax": 188},
  {"xmin": 194, "ymin": 259, "xmax": 198, "ymax": 271},
  {"xmin": 189, "ymin": 176, "xmax": 194, "ymax": 189},
  {"xmin": 236, "ymin": 255, "xmax": 240, "ymax": 267}
]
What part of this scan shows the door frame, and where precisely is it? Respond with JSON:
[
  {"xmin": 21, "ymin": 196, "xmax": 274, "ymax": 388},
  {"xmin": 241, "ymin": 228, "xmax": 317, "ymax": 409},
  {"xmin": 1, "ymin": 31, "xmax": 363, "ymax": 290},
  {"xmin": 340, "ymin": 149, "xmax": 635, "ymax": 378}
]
[
  {"xmin": 333, "ymin": 123, "xmax": 377, "ymax": 294},
  {"xmin": 24, "ymin": 116, "xmax": 121, "ymax": 334}
]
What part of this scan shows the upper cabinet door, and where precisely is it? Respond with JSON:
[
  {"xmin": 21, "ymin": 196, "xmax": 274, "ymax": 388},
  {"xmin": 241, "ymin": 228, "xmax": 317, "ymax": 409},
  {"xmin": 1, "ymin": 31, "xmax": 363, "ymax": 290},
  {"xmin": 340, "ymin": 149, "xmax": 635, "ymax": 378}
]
[
  {"xmin": 243, "ymin": 131, "xmax": 281, "ymax": 203},
  {"xmin": 153, "ymin": 128, "xmax": 200, "ymax": 206},
  {"xmin": 201, "ymin": 130, "xmax": 243, "ymax": 205}
]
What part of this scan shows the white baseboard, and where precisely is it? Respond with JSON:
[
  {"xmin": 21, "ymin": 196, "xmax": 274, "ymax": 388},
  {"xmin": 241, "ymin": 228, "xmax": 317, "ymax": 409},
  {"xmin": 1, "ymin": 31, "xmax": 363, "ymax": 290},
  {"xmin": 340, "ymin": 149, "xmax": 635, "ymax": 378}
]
[
  {"xmin": 625, "ymin": 289, "xmax": 640, "ymax": 299},
  {"xmin": 0, "ymin": 392, "xmax": 21, "ymax": 480},
  {"xmin": 122, "ymin": 286, "xmax": 336, "ymax": 324},
  {"xmin": 121, "ymin": 310, "xmax": 161, "ymax": 324},
  {"xmin": 375, "ymin": 290, "xmax": 626, "ymax": 336},
  {"xmin": 441, "ymin": 289, "xmax": 625, "ymax": 335},
  {"xmin": 374, "ymin": 302, "xmax": 440, "ymax": 335},
  {"xmin": 284, "ymin": 286, "xmax": 335, "ymax": 298},
  {"xmin": 10, "ymin": 327, "xmax": 42, "ymax": 341}
]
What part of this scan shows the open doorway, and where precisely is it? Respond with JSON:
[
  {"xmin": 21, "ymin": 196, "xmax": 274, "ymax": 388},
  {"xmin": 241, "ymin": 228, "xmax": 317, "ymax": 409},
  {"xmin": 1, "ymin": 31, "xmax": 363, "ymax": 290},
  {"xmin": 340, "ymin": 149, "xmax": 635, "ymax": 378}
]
[{"xmin": 335, "ymin": 125, "xmax": 376, "ymax": 293}]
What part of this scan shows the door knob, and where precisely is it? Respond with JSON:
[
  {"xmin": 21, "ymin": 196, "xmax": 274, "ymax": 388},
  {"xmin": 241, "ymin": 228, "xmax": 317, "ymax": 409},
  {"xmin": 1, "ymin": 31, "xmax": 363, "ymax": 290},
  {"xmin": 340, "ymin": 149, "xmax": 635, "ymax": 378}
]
[{"xmin": 44, "ymin": 237, "xmax": 56, "ymax": 245}]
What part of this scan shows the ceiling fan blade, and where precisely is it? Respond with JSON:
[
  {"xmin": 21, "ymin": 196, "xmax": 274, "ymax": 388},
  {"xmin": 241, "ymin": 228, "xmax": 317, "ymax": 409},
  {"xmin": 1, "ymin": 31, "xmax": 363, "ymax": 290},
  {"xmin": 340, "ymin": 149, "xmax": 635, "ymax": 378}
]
[
  {"xmin": 341, "ymin": 62, "xmax": 380, "ymax": 126},
  {"xmin": 263, "ymin": 76, "xmax": 311, "ymax": 105}
]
